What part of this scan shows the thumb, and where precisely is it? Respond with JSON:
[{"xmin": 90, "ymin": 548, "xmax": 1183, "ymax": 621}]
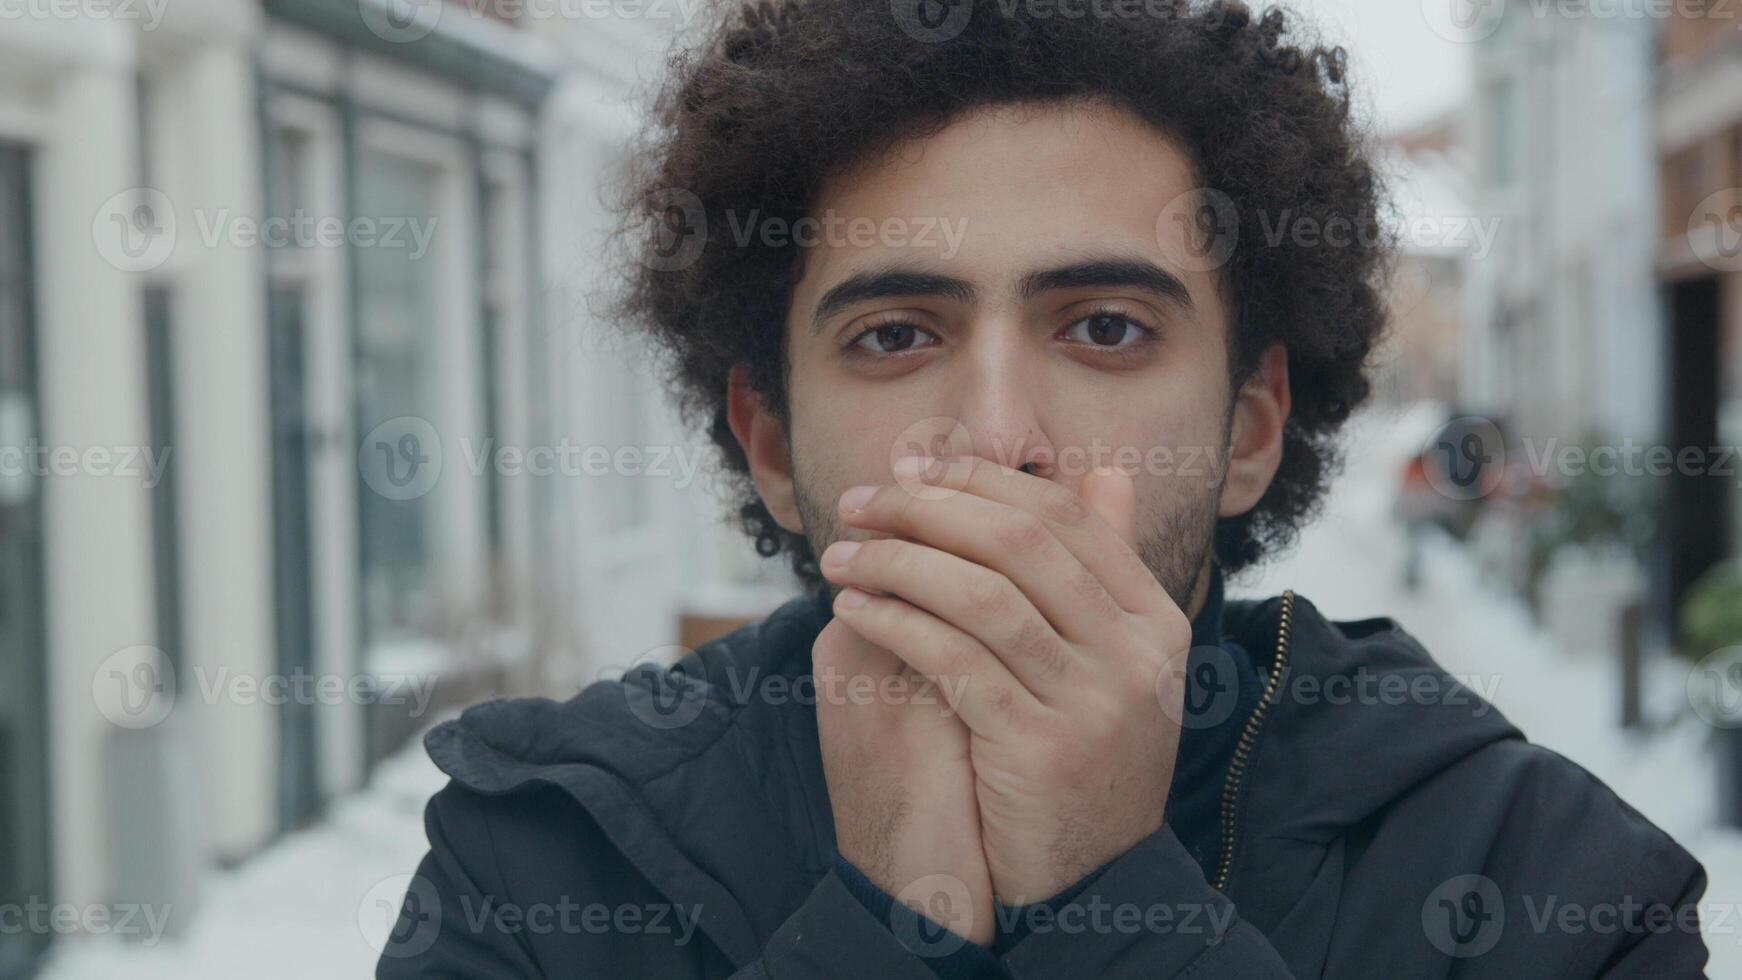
[{"xmin": 1079, "ymin": 465, "xmax": 1137, "ymax": 549}]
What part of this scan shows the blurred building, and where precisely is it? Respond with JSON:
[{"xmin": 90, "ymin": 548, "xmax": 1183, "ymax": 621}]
[
  {"xmin": 0, "ymin": 1, "xmax": 794, "ymax": 972},
  {"xmin": 1656, "ymin": 8, "xmax": 1742, "ymax": 626},
  {"xmin": 1371, "ymin": 112, "xmax": 1473, "ymax": 412},
  {"xmin": 1462, "ymin": 4, "xmax": 1663, "ymax": 446}
]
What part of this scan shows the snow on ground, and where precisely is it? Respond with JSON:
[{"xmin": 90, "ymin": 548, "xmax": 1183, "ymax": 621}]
[
  {"xmin": 40, "ymin": 401, "xmax": 1742, "ymax": 976},
  {"xmin": 39, "ymin": 722, "xmax": 451, "ymax": 980}
]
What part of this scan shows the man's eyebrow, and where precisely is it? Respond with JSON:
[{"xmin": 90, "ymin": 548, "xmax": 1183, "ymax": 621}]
[
  {"xmin": 807, "ymin": 257, "xmax": 1193, "ymax": 334},
  {"xmin": 1018, "ymin": 258, "xmax": 1194, "ymax": 309},
  {"xmin": 810, "ymin": 268, "xmax": 978, "ymax": 334}
]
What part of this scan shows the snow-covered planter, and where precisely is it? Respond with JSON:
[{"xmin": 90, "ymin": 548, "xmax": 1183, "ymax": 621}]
[{"xmin": 1537, "ymin": 545, "xmax": 1646, "ymax": 658}]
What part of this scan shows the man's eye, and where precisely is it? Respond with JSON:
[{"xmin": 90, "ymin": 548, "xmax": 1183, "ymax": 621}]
[
  {"xmin": 850, "ymin": 322, "xmax": 938, "ymax": 354},
  {"xmin": 1064, "ymin": 313, "xmax": 1152, "ymax": 348}
]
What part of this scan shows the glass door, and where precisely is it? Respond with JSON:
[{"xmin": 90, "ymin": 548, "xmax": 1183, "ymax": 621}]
[{"xmin": 0, "ymin": 141, "xmax": 50, "ymax": 978}]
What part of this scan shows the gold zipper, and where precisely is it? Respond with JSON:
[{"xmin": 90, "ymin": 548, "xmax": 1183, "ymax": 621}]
[{"xmin": 1212, "ymin": 589, "xmax": 1295, "ymax": 894}]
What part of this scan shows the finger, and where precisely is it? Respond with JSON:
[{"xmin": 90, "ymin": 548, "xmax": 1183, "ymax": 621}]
[
  {"xmin": 841, "ymin": 481, "xmax": 1115, "ymax": 643},
  {"xmin": 811, "ymin": 616, "xmax": 908, "ymax": 705},
  {"xmin": 1078, "ymin": 465, "xmax": 1137, "ymax": 549},
  {"xmin": 830, "ymin": 586, "xmax": 1038, "ymax": 736},
  {"xmin": 820, "ymin": 537, "xmax": 1074, "ymax": 697},
  {"xmin": 880, "ymin": 454, "xmax": 1167, "ymax": 617}
]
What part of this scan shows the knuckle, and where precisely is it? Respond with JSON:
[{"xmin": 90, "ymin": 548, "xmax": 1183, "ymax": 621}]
[
  {"xmin": 992, "ymin": 510, "xmax": 1052, "ymax": 556},
  {"xmin": 1008, "ymin": 616, "xmax": 1066, "ymax": 676},
  {"xmin": 964, "ymin": 572, "xmax": 1010, "ymax": 616},
  {"xmin": 1038, "ymin": 485, "xmax": 1091, "ymax": 528},
  {"xmin": 1070, "ymin": 567, "xmax": 1121, "ymax": 618},
  {"xmin": 987, "ymin": 681, "xmax": 1020, "ymax": 719}
]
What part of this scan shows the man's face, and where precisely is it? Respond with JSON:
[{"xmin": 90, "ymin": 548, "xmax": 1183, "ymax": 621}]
[{"xmin": 769, "ymin": 98, "xmax": 1244, "ymax": 610}]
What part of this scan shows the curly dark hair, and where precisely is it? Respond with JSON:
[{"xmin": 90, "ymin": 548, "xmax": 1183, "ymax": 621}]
[{"xmin": 612, "ymin": 0, "xmax": 1392, "ymax": 588}]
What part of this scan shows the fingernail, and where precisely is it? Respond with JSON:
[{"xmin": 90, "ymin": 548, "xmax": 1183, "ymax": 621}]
[
  {"xmin": 839, "ymin": 485, "xmax": 876, "ymax": 513},
  {"xmin": 821, "ymin": 540, "xmax": 861, "ymax": 569},
  {"xmin": 835, "ymin": 587, "xmax": 869, "ymax": 609}
]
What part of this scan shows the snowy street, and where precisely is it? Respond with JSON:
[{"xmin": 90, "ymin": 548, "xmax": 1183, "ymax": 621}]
[{"xmin": 38, "ymin": 406, "xmax": 1742, "ymax": 978}]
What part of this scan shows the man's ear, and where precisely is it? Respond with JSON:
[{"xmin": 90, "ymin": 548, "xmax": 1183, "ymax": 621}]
[
  {"xmin": 725, "ymin": 363, "xmax": 804, "ymax": 534},
  {"xmin": 1218, "ymin": 343, "xmax": 1292, "ymax": 518}
]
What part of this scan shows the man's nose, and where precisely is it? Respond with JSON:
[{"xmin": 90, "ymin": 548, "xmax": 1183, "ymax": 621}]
[{"xmin": 950, "ymin": 338, "xmax": 1055, "ymax": 478}]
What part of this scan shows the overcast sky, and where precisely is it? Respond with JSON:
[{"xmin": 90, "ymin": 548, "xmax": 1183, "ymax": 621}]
[{"xmin": 1281, "ymin": 0, "xmax": 1473, "ymax": 135}]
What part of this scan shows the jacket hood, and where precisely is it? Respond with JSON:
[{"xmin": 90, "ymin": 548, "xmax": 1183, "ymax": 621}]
[{"xmin": 421, "ymin": 586, "xmax": 1523, "ymax": 964}]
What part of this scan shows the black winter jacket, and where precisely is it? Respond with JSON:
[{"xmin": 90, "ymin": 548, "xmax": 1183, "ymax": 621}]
[{"xmin": 377, "ymin": 589, "xmax": 1709, "ymax": 978}]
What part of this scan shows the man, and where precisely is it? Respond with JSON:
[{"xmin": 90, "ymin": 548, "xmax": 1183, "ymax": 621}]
[{"xmin": 379, "ymin": 1, "xmax": 1708, "ymax": 976}]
